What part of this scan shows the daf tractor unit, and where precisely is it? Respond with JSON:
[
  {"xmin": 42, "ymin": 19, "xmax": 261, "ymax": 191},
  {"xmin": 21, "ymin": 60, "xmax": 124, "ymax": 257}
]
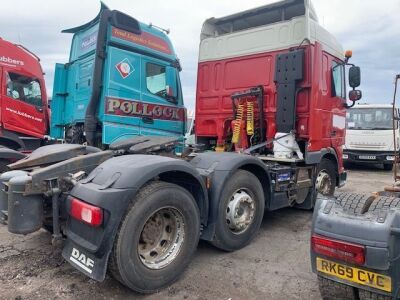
[
  {"xmin": 0, "ymin": 38, "xmax": 50, "ymax": 170},
  {"xmin": 0, "ymin": 0, "xmax": 362, "ymax": 293},
  {"xmin": 344, "ymin": 103, "xmax": 399, "ymax": 170}
]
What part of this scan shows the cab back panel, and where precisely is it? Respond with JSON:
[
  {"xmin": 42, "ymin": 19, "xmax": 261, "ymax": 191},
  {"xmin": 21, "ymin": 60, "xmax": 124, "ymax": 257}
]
[{"xmin": 51, "ymin": 24, "xmax": 98, "ymax": 137}]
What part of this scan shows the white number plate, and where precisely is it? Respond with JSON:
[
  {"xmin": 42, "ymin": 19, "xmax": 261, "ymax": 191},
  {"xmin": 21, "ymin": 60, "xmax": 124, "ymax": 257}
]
[{"xmin": 359, "ymin": 155, "xmax": 376, "ymax": 160}]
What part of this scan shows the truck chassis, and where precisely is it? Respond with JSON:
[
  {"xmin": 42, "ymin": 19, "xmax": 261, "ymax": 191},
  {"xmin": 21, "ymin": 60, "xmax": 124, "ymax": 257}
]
[{"xmin": 0, "ymin": 135, "xmax": 333, "ymax": 293}]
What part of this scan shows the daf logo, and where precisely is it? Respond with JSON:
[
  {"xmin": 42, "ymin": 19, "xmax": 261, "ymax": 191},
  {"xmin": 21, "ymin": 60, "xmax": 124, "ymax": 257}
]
[{"xmin": 70, "ymin": 247, "xmax": 94, "ymax": 274}]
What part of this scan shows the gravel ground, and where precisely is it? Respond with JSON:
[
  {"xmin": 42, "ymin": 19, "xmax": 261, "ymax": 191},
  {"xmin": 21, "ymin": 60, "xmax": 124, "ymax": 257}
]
[{"xmin": 0, "ymin": 163, "xmax": 393, "ymax": 300}]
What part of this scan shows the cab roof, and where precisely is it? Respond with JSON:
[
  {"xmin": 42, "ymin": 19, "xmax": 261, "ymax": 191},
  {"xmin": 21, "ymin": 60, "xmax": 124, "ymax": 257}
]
[
  {"xmin": 0, "ymin": 37, "xmax": 44, "ymax": 79},
  {"xmin": 63, "ymin": 4, "xmax": 178, "ymax": 63},
  {"xmin": 199, "ymin": 0, "xmax": 344, "ymax": 62}
]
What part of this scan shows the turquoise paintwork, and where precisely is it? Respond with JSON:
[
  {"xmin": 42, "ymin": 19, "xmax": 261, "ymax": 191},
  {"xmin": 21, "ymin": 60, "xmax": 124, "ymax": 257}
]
[{"xmin": 51, "ymin": 8, "xmax": 185, "ymax": 147}]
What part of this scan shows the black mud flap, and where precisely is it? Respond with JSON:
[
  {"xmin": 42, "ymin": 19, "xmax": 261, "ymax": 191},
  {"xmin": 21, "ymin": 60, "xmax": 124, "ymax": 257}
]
[{"xmin": 62, "ymin": 239, "xmax": 110, "ymax": 281}]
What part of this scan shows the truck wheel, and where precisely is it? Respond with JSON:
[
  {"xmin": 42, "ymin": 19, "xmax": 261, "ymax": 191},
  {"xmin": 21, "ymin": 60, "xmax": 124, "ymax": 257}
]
[
  {"xmin": 383, "ymin": 163, "xmax": 393, "ymax": 171},
  {"xmin": 316, "ymin": 158, "xmax": 337, "ymax": 196},
  {"xmin": 318, "ymin": 276, "xmax": 358, "ymax": 300},
  {"xmin": 358, "ymin": 289, "xmax": 392, "ymax": 300},
  {"xmin": 109, "ymin": 181, "xmax": 200, "ymax": 293},
  {"xmin": 211, "ymin": 170, "xmax": 264, "ymax": 252}
]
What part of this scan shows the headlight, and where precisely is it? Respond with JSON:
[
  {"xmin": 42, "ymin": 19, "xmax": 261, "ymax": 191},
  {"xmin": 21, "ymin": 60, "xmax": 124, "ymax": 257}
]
[
  {"xmin": 386, "ymin": 156, "xmax": 395, "ymax": 161},
  {"xmin": 343, "ymin": 154, "xmax": 349, "ymax": 159}
]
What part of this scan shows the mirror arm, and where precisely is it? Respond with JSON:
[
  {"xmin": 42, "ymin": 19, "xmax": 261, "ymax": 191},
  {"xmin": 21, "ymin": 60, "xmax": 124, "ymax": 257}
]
[{"xmin": 344, "ymin": 100, "xmax": 356, "ymax": 109}]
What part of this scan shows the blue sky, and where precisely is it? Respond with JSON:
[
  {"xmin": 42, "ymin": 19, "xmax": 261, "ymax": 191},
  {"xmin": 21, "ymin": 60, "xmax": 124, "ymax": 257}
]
[{"xmin": 0, "ymin": 0, "xmax": 399, "ymax": 108}]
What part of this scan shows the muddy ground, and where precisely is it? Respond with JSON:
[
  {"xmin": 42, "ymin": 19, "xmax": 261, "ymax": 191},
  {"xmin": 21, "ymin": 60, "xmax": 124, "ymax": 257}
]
[{"xmin": 0, "ymin": 163, "xmax": 393, "ymax": 300}]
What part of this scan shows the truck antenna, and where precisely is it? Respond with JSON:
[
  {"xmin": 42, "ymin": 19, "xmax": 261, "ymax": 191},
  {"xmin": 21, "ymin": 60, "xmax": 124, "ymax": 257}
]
[{"xmin": 149, "ymin": 23, "xmax": 170, "ymax": 35}]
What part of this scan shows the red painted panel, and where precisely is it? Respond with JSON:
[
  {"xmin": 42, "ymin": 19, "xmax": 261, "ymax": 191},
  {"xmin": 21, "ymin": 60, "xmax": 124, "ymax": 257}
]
[
  {"xmin": 105, "ymin": 97, "xmax": 185, "ymax": 121},
  {"xmin": 195, "ymin": 42, "xmax": 346, "ymax": 173},
  {"xmin": 0, "ymin": 38, "xmax": 48, "ymax": 138},
  {"xmin": 223, "ymin": 56, "xmax": 272, "ymax": 90}
]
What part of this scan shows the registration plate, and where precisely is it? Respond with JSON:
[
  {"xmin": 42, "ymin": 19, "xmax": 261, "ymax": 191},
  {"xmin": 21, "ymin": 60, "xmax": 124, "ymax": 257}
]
[
  {"xmin": 316, "ymin": 257, "xmax": 391, "ymax": 292},
  {"xmin": 358, "ymin": 155, "xmax": 376, "ymax": 160}
]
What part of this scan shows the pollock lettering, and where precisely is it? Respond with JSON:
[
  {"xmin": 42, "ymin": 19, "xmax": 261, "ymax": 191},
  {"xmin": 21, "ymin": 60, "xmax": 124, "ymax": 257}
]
[{"xmin": 106, "ymin": 97, "xmax": 183, "ymax": 121}]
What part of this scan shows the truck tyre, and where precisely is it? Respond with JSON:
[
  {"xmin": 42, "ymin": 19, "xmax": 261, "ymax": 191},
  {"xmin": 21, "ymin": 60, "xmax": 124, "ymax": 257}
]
[
  {"xmin": 316, "ymin": 158, "xmax": 337, "ymax": 196},
  {"xmin": 383, "ymin": 163, "xmax": 393, "ymax": 171},
  {"xmin": 335, "ymin": 192, "xmax": 375, "ymax": 215},
  {"xmin": 211, "ymin": 170, "xmax": 264, "ymax": 252},
  {"xmin": 318, "ymin": 276, "xmax": 358, "ymax": 300},
  {"xmin": 358, "ymin": 289, "xmax": 392, "ymax": 300},
  {"xmin": 108, "ymin": 181, "xmax": 200, "ymax": 293}
]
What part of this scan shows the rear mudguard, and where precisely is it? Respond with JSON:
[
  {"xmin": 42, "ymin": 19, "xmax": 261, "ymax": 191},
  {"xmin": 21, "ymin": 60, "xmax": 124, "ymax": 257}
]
[
  {"xmin": 189, "ymin": 152, "xmax": 272, "ymax": 240},
  {"xmin": 63, "ymin": 154, "xmax": 207, "ymax": 281},
  {"xmin": 311, "ymin": 195, "xmax": 400, "ymax": 298}
]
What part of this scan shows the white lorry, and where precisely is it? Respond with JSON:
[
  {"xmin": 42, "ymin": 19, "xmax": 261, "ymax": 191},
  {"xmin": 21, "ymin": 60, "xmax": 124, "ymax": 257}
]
[{"xmin": 343, "ymin": 103, "xmax": 399, "ymax": 170}]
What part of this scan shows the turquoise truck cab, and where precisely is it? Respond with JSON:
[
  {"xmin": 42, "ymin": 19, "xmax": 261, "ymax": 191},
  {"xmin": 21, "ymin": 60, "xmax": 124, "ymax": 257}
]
[{"xmin": 51, "ymin": 4, "xmax": 185, "ymax": 147}]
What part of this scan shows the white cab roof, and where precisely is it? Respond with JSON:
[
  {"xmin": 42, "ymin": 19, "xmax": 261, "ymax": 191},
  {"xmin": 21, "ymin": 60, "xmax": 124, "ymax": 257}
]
[{"xmin": 199, "ymin": 0, "xmax": 344, "ymax": 62}]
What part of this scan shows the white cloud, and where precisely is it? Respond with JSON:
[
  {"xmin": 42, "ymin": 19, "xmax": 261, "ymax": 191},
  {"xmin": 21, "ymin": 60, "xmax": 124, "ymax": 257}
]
[{"xmin": 1, "ymin": 0, "xmax": 399, "ymax": 107}]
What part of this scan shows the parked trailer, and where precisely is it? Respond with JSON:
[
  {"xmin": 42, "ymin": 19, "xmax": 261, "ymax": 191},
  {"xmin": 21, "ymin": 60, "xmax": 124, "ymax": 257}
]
[{"xmin": 1, "ymin": 0, "xmax": 362, "ymax": 293}]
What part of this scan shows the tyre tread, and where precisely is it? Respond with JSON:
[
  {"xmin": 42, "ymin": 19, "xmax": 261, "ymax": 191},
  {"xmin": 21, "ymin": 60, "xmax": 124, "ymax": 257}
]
[
  {"xmin": 358, "ymin": 289, "xmax": 392, "ymax": 300},
  {"xmin": 318, "ymin": 276, "xmax": 357, "ymax": 300},
  {"xmin": 334, "ymin": 192, "xmax": 375, "ymax": 215}
]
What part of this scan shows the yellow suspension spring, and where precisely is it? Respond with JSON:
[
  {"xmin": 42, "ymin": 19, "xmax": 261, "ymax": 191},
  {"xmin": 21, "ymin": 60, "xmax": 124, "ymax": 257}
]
[
  {"xmin": 232, "ymin": 104, "xmax": 244, "ymax": 144},
  {"xmin": 246, "ymin": 101, "xmax": 254, "ymax": 136}
]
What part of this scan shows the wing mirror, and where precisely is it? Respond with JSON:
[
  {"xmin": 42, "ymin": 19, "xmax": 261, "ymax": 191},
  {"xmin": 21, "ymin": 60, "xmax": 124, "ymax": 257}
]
[
  {"xmin": 349, "ymin": 89, "xmax": 362, "ymax": 101},
  {"xmin": 349, "ymin": 66, "xmax": 361, "ymax": 88}
]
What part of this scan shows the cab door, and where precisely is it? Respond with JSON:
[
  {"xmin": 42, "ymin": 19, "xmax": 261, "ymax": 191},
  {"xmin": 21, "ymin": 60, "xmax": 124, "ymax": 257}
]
[
  {"xmin": 140, "ymin": 57, "xmax": 184, "ymax": 137},
  {"xmin": 2, "ymin": 70, "xmax": 47, "ymax": 137},
  {"xmin": 101, "ymin": 46, "xmax": 142, "ymax": 144},
  {"xmin": 329, "ymin": 60, "xmax": 347, "ymax": 149}
]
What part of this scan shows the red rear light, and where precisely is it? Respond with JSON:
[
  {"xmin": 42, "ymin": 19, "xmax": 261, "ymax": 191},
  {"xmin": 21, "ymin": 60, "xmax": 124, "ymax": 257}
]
[
  {"xmin": 70, "ymin": 197, "xmax": 103, "ymax": 227},
  {"xmin": 311, "ymin": 234, "xmax": 365, "ymax": 265}
]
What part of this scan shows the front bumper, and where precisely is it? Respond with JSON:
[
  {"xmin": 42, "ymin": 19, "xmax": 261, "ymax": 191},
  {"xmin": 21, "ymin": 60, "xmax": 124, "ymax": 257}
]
[{"xmin": 343, "ymin": 150, "xmax": 396, "ymax": 164}]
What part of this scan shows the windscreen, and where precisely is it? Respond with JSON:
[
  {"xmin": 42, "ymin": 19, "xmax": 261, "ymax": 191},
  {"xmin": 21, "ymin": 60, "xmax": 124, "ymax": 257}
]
[{"xmin": 346, "ymin": 108, "xmax": 393, "ymax": 130}]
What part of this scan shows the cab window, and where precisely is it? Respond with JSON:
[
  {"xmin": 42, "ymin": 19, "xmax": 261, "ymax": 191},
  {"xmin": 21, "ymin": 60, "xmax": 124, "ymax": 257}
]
[
  {"xmin": 331, "ymin": 62, "xmax": 345, "ymax": 98},
  {"xmin": 146, "ymin": 63, "xmax": 167, "ymax": 98},
  {"xmin": 6, "ymin": 72, "xmax": 43, "ymax": 107}
]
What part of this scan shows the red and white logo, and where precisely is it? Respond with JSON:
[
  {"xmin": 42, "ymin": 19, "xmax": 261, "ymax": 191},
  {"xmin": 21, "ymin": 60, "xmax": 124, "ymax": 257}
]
[{"xmin": 116, "ymin": 58, "xmax": 134, "ymax": 79}]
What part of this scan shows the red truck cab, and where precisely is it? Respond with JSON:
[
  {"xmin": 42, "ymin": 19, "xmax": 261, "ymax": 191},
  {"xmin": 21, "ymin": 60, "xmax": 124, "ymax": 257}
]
[
  {"xmin": 195, "ymin": 0, "xmax": 360, "ymax": 195},
  {"xmin": 0, "ymin": 38, "xmax": 49, "ymax": 168}
]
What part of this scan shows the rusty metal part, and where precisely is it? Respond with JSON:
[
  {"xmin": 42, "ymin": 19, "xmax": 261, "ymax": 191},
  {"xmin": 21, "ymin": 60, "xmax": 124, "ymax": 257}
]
[
  {"xmin": 226, "ymin": 189, "xmax": 256, "ymax": 234},
  {"xmin": 25, "ymin": 150, "xmax": 113, "ymax": 195},
  {"xmin": 315, "ymin": 170, "xmax": 332, "ymax": 196},
  {"xmin": 384, "ymin": 185, "xmax": 400, "ymax": 193},
  {"xmin": 138, "ymin": 207, "xmax": 185, "ymax": 270},
  {"xmin": 8, "ymin": 144, "xmax": 101, "ymax": 170}
]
